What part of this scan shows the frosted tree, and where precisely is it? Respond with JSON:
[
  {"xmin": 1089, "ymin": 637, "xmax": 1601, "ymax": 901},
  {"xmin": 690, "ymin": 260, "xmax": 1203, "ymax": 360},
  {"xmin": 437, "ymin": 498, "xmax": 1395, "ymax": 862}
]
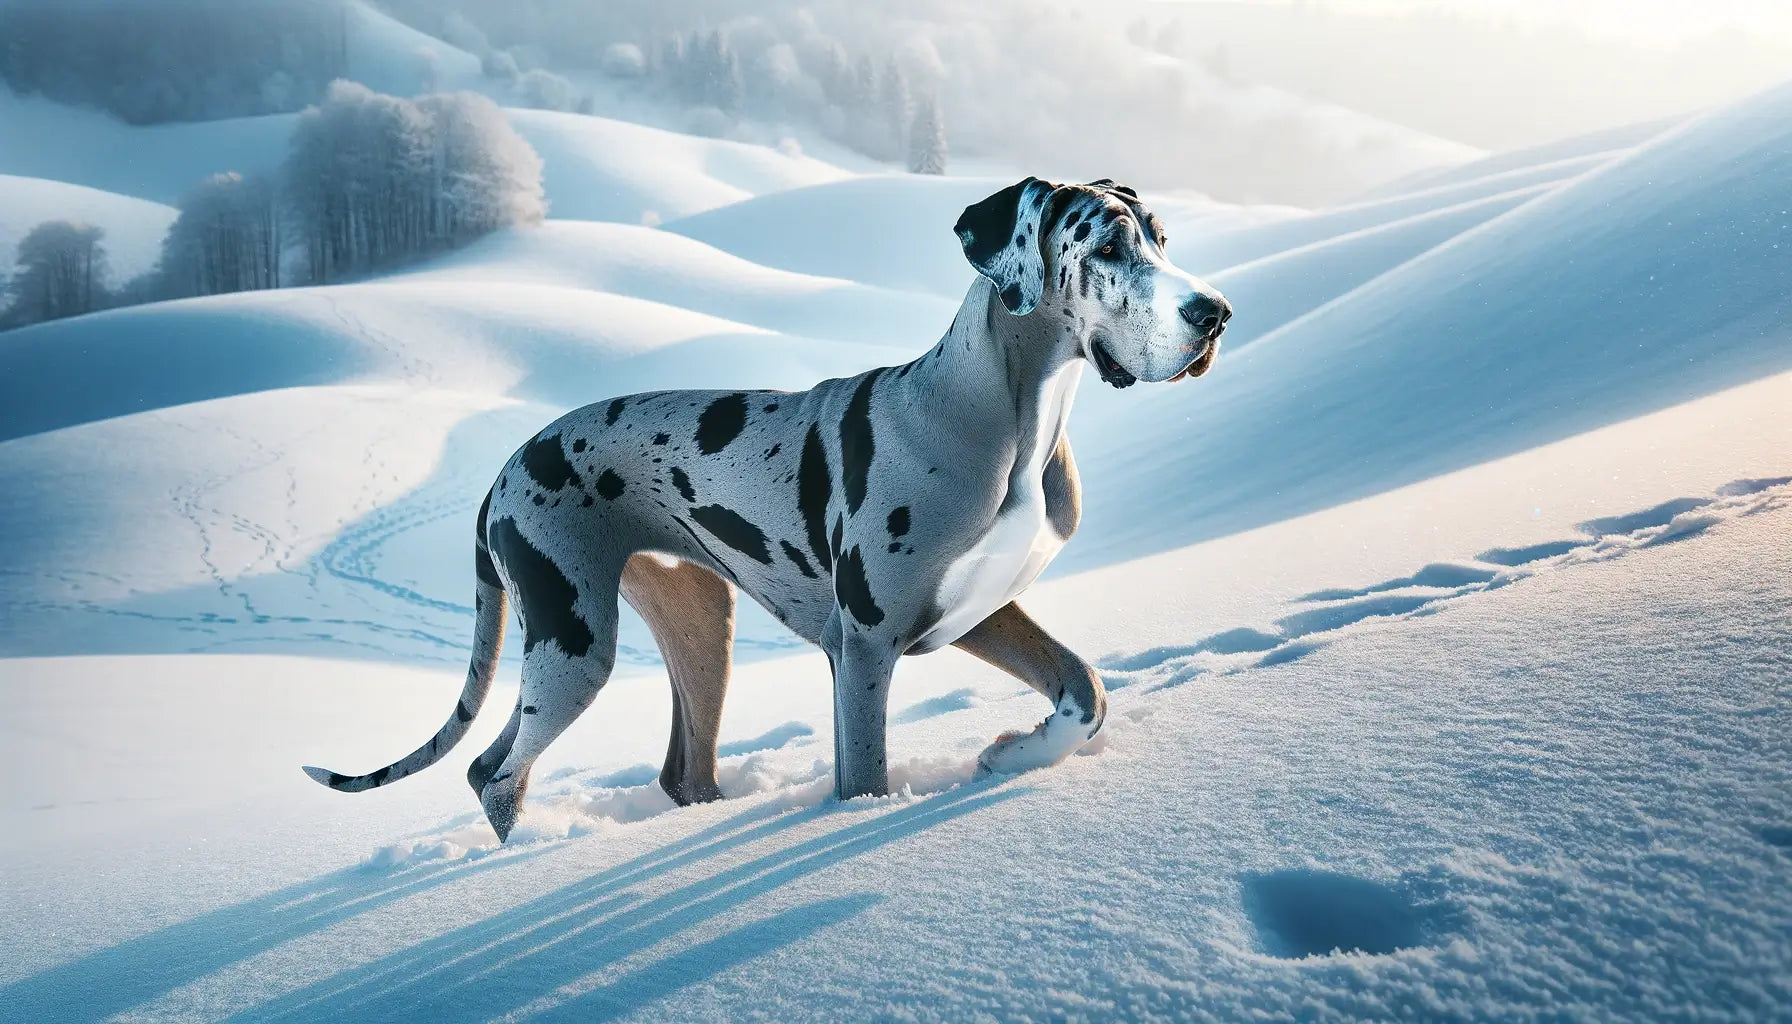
[
  {"xmin": 845, "ymin": 54, "xmax": 879, "ymax": 154},
  {"xmin": 482, "ymin": 49, "xmax": 520, "ymax": 83},
  {"xmin": 284, "ymin": 82, "xmax": 540, "ymax": 283},
  {"xmin": 161, "ymin": 173, "xmax": 283, "ymax": 297},
  {"xmin": 908, "ymin": 95, "xmax": 948, "ymax": 175},
  {"xmin": 518, "ymin": 68, "xmax": 579, "ymax": 111},
  {"xmin": 418, "ymin": 91, "xmax": 547, "ymax": 244},
  {"xmin": 5, "ymin": 221, "xmax": 108, "ymax": 325}
]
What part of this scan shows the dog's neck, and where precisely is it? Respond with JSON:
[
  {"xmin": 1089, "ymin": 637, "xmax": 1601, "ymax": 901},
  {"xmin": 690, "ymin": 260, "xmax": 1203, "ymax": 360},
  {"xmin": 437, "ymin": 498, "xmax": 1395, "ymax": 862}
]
[{"xmin": 900, "ymin": 279, "xmax": 1085, "ymax": 468}]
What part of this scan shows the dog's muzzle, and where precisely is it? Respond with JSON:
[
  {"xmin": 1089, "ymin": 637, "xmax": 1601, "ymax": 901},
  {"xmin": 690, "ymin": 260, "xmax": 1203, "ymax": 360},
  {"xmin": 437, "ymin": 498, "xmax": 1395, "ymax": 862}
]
[{"xmin": 1169, "ymin": 335, "xmax": 1220, "ymax": 382}]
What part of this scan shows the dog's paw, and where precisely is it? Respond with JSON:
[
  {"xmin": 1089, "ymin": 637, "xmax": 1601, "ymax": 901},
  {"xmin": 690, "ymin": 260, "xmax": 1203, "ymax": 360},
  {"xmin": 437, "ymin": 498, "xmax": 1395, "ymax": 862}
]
[{"xmin": 976, "ymin": 710, "xmax": 1097, "ymax": 776}]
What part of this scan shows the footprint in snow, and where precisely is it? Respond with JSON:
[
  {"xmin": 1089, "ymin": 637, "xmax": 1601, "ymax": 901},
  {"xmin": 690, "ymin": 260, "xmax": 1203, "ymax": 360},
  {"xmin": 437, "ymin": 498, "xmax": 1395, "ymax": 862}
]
[
  {"xmin": 1102, "ymin": 476, "xmax": 1790, "ymax": 682},
  {"xmin": 1239, "ymin": 868, "xmax": 1449, "ymax": 959}
]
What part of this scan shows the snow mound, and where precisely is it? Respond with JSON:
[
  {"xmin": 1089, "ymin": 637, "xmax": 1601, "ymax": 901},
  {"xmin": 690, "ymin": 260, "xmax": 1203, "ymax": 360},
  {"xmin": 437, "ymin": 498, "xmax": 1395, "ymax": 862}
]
[
  {"xmin": 668, "ymin": 175, "xmax": 1285, "ymax": 299},
  {"xmin": 509, "ymin": 109, "xmax": 849, "ymax": 224},
  {"xmin": 0, "ymin": 175, "xmax": 177, "ymax": 286},
  {"xmin": 1362, "ymin": 115, "xmax": 1680, "ymax": 200},
  {"xmin": 1071, "ymin": 78, "xmax": 1792, "ymax": 569},
  {"xmin": 343, "ymin": 1, "xmax": 482, "ymax": 98},
  {"xmin": 1207, "ymin": 183, "xmax": 1549, "ymax": 347},
  {"xmin": 0, "ymin": 90, "xmax": 293, "ymax": 205},
  {"xmin": 1182, "ymin": 152, "xmax": 1610, "ymax": 273},
  {"xmin": 394, "ymin": 221, "xmax": 954, "ymax": 348}
]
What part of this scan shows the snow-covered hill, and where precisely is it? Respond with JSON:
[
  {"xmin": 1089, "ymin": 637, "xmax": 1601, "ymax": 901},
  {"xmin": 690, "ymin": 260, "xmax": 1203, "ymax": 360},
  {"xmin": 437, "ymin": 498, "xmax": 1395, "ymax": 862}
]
[
  {"xmin": 0, "ymin": 50, "xmax": 1788, "ymax": 1023},
  {"xmin": 0, "ymin": 175, "xmax": 177, "ymax": 287},
  {"xmin": 0, "ymin": 89, "xmax": 847, "ymax": 221}
]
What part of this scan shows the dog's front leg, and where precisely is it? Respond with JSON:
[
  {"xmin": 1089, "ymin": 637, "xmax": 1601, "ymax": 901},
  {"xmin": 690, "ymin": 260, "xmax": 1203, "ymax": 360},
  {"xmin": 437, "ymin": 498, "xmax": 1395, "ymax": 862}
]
[
  {"xmin": 954, "ymin": 602, "xmax": 1108, "ymax": 776},
  {"xmin": 824, "ymin": 609, "xmax": 901, "ymax": 800}
]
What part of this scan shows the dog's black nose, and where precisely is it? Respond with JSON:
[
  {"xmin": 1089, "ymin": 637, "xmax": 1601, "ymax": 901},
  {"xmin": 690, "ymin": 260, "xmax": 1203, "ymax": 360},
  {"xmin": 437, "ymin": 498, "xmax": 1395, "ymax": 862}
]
[{"xmin": 1179, "ymin": 294, "xmax": 1231, "ymax": 335}]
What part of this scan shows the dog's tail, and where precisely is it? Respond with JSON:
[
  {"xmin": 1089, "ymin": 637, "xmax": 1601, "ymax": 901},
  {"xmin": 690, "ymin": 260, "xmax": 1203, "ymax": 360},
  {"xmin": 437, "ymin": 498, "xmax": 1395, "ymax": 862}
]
[{"xmin": 303, "ymin": 492, "xmax": 508, "ymax": 793}]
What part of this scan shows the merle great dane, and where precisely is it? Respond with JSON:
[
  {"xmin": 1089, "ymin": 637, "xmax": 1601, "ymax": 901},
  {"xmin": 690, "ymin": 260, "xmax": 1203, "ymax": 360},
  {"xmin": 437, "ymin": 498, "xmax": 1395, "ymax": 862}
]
[{"xmin": 305, "ymin": 177, "xmax": 1232, "ymax": 841}]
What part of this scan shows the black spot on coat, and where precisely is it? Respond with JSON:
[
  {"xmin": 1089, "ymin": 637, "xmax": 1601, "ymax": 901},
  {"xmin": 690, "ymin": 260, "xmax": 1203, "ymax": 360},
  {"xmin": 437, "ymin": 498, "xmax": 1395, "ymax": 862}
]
[
  {"xmin": 781, "ymin": 540, "xmax": 818, "ymax": 579},
  {"xmin": 521, "ymin": 433, "xmax": 583, "ymax": 491},
  {"xmin": 489, "ymin": 516, "xmax": 594, "ymax": 657},
  {"xmin": 670, "ymin": 466, "xmax": 696, "ymax": 503},
  {"xmin": 595, "ymin": 469, "xmax": 625, "ymax": 500},
  {"xmin": 835, "ymin": 546, "xmax": 885, "ymax": 627},
  {"xmin": 605, "ymin": 398, "xmax": 626, "ymax": 425},
  {"xmin": 690, "ymin": 504, "xmax": 774, "ymax": 564},
  {"xmin": 887, "ymin": 506, "xmax": 910, "ymax": 538},
  {"xmin": 840, "ymin": 369, "xmax": 881, "ymax": 515},
  {"xmin": 797, "ymin": 424, "xmax": 833, "ymax": 573},
  {"xmin": 695, "ymin": 393, "xmax": 749, "ymax": 454},
  {"xmin": 653, "ymin": 432, "xmax": 670, "ymax": 445}
]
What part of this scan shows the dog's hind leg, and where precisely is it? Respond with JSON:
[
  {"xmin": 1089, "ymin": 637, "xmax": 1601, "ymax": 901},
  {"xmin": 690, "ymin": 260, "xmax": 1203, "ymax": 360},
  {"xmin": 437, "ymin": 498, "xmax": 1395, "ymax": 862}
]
[
  {"xmin": 952, "ymin": 601, "xmax": 1107, "ymax": 776},
  {"xmin": 478, "ymin": 556, "xmax": 624, "ymax": 842},
  {"xmin": 467, "ymin": 694, "xmax": 522, "ymax": 799},
  {"xmin": 621, "ymin": 554, "xmax": 734, "ymax": 806}
]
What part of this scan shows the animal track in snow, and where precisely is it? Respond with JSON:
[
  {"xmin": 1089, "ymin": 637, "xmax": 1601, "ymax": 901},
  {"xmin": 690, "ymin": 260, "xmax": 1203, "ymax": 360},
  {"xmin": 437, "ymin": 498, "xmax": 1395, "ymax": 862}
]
[
  {"xmin": 717, "ymin": 721, "xmax": 816, "ymax": 757},
  {"xmin": 1239, "ymin": 869, "xmax": 1447, "ymax": 959},
  {"xmin": 890, "ymin": 688, "xmax": 983, "ymax": 725},
  {"xmin": 1103, "ymin": 476, "xmax": 1790, "ymax": 686}
]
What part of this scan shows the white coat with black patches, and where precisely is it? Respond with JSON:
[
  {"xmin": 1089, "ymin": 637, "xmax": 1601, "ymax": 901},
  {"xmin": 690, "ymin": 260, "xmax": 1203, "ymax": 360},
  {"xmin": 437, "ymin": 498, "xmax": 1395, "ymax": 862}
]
[{"xmin": 303, "ymin": 178, "xmax": 1232, "ymax": 841}]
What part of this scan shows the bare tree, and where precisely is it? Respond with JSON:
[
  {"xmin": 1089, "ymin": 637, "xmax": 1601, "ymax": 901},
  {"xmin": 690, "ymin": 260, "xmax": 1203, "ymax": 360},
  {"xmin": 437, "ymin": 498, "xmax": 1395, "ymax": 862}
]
[
  {"xmin": 161, "ymin": 172, "xmax": 283, "ymax": 298},
  {"xmin": 4, "ymin": 221, "xmax": 108, "ymax": 326}
]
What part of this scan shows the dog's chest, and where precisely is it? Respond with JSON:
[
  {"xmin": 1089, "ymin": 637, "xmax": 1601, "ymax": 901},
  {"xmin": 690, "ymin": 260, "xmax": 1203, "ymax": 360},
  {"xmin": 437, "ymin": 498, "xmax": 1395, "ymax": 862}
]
[{"xmin": 915, "ymin": 364, "xmax": 1080, "ymax": 651}]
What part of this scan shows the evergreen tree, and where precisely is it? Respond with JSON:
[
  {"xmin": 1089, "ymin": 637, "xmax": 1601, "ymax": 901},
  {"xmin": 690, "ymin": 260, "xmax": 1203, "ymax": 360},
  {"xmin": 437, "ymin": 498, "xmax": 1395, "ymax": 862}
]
[{"xmin": 908, "ymin": 95, "xmax": 948, "ymax": 174}]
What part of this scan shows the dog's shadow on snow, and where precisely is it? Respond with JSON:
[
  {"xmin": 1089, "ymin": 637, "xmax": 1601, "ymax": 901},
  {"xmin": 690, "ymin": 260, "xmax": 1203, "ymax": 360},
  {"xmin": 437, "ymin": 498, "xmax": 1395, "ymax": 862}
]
[{"xmin": 0, "ymin": 780, "xmax": 1020, "ymax": 1023}]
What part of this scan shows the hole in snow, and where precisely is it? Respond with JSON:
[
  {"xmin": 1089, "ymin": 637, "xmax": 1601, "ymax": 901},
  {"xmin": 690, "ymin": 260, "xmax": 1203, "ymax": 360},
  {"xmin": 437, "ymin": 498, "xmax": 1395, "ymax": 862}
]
[
  {"xmin": 1758, "ymin": 824, "xmax": 1792, "ymax": 850},
  {"xmin": 1240, "ymin": 869, "xmax": 1438, "ymax": 959}
]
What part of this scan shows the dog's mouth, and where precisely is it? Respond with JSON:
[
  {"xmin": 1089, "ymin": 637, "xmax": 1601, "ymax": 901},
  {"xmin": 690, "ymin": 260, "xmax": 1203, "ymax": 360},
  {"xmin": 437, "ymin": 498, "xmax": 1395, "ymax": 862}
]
[
  {"xmin": 1091, "ymin": 340, "xmax": 1136, "ymax": 389},
  {"xmin": 1168, "ymin": 337, "xmax": 1220, "ymax": 382}
]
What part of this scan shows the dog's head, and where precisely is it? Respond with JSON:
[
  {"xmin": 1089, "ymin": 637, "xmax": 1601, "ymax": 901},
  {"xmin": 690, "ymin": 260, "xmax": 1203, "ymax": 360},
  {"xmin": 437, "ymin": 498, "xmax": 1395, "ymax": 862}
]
[{"xmin": 954, "ymin": 177, "xmax": 1230, "ymax": 388}]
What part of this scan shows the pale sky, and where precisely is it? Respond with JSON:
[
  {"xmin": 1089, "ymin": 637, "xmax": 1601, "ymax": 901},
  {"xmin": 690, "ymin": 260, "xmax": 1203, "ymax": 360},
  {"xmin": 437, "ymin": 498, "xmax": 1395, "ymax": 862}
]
[{"xmin": 1206, "ymin": 0, "xmax": 1792, "ymax": 46}]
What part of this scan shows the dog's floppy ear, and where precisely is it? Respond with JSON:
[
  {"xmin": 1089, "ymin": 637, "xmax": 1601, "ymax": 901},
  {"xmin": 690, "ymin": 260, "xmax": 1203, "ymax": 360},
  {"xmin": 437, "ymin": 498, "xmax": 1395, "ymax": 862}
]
[{"xmin": 954, "ymin": 176, "xmax": 1055, "ymax": 315}]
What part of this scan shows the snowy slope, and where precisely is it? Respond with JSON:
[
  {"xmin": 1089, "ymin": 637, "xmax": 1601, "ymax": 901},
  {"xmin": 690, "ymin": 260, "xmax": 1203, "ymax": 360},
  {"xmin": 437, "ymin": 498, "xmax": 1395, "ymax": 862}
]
[
  {"xmin": 1, "ymin": 51, "xmax": 1790, "ymax": 1023},
  {"xmin": 0, "ymin": 175, "xmax": 177, "ymax": 286},
  {"xmin": 343, "ymin": 1, "xmax": 483, "ymax": 97},
  {"xmin": 505, "ymin": 111, "xmax": 849, "ymax": 224},
  {"xmin": 1, "ymin": 386, "xmax": 1786, "ymax": 1021},
  {"xmin": 1069, "ymin": 78, "xmax": 1792, "ymax": 569},
  {"xmin": 0, "ymin": 90, "xmax": 294, "ymax": 206}
]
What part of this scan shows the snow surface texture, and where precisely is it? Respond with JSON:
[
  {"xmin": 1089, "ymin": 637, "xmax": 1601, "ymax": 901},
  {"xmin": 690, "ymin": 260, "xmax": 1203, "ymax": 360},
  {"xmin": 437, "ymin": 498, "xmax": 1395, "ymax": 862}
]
[{"xmin": 1, "ymin": 49, "xmax": 1790, "ymax": 1024}]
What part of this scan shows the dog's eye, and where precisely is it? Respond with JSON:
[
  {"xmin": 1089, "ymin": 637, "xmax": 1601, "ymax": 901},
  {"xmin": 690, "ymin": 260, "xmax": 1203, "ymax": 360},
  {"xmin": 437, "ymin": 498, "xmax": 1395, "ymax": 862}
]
[{"xmin": 1100, "ymin": 244, "xmax": 1114, "ymax": 256}]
